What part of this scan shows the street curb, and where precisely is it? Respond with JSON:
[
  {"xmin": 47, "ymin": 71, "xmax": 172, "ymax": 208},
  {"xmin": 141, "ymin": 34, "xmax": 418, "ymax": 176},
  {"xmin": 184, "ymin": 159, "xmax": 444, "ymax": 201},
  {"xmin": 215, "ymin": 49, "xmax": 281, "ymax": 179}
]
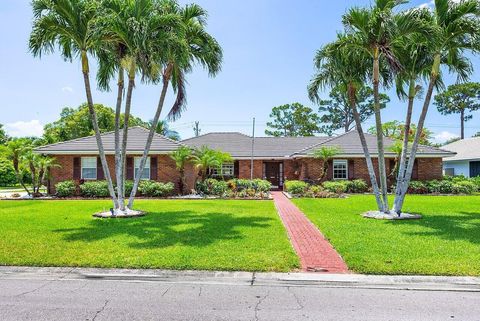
[{"xmin": 1, "ymin": 266, "xmax": 479, "ymax": 292}]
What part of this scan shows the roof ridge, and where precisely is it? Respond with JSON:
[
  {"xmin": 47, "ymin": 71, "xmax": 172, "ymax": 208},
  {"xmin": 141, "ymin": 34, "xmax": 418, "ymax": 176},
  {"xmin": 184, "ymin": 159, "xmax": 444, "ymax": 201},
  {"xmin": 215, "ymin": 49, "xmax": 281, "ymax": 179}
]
[
  {"xmin": 290, "ymin": 130, "xmax": 353, "ymax": 156},
  {"xmin": 134, "ymin": 126, "xmax": 185, "ymax": 147},
  {"xmin": 182, "ymin": 132, "xmax": 251, "ymax": 142}
]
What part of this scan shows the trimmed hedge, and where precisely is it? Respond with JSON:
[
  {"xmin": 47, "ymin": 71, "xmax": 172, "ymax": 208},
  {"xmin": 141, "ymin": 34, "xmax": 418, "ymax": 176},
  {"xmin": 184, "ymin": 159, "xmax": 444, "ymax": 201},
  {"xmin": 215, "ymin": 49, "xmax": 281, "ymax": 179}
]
[
  {"xmin": 285, "ymin": 180, "xmax": 341, "ymax": 198},
  {"xmin": 55, "ymin": 180, "xmax": 76, "ymax": 197},
  {"xmin": 138, "ymin": 180, "xmax": 174, "ymax": 197},
  {"xmin": 405, "ymin": 177, "xmax": 479, "ymax": 195},
  {"xmin": 80, "ymin": 181, "xmax": 110, "ymax": 198},
  {"xmin": 196, "ymin": 178, "xmax": 272, "ymax": 198}
]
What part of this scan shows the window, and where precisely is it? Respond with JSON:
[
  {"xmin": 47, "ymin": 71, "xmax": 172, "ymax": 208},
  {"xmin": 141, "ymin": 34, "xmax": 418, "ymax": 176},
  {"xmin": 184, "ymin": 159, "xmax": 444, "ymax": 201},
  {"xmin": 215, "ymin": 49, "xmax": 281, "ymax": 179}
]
[
  {"xmin": 134, "ymin": 157, "xmax": 150, "ymax": 180},
  {"xmin": 81, "ymin": 157, "xmax": 97, "ymax": 180},
  {"xmin": 211, "ymin": 163, "xmax": 235, "ymax": 177},
  {"xmin": 333, "ymin": 160, "xmax": 348, "ymax": 180}
]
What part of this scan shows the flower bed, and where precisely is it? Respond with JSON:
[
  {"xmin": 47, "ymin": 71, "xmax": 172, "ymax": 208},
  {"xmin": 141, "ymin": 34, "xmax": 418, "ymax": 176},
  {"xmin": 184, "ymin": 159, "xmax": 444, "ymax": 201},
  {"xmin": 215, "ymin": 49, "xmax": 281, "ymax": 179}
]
[{"xmin": 196, "ymin": 178, "xmax": 272, "ymax": 199}]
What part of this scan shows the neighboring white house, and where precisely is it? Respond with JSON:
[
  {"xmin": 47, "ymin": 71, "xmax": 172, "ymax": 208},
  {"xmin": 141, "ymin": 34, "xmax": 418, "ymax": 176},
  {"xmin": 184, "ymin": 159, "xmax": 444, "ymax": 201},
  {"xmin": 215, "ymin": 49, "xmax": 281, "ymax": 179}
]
[{"xmin": 443, "ymin": 137, "xmax": 480, "ymax": 178}]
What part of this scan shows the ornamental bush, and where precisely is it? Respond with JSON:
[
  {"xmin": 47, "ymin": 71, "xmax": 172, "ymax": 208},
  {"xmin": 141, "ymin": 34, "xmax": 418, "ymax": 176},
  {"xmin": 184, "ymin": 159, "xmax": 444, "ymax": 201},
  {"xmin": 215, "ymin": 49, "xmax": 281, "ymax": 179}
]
[
  {"xmin": 138, "ymin": 180, "xmax": 174, "ymax": 197},
  {"xmin": 55, "ymin": 180, "xmax": 76, "ymax": 197},
  {"xmin": 345, "ymin": 179, "xmax": 368, "ymax": 193},
  {"xmin": 407, "ymin": 181, "xmax": 428, "ymax": 194},
  {"xmin": 322, "ymin": 181, "xmax": 348, "ymax": 194},
  {"xmin": 284, "ymin": 180, "xmax": 308, "ymax": 195},
  {"xmin": 80, "ymin": 181, "xmax": 109, "ymax": 198}
]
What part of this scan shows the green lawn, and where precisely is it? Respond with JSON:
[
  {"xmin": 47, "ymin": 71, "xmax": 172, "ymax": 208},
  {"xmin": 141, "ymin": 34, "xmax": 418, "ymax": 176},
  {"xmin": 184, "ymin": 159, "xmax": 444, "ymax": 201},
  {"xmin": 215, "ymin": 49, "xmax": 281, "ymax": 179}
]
[
  {"xmin": 293, "ymin": 195, "xmax": 480, "ymax": 276},
  {"xmin": 0, "ymin": 200, "xmax": 299, "ymax": 272}
]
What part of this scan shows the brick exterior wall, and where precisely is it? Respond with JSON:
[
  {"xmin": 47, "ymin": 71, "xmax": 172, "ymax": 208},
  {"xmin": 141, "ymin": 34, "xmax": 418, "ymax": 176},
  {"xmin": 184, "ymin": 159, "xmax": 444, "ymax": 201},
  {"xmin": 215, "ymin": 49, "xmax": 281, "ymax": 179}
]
[
  {"xmin": 48, "ymin": 154, "xmax": 444, "ymax": 194},
  {"xmin": 48, "ymin": 154, "xmax": 196, "ymax": 194}
]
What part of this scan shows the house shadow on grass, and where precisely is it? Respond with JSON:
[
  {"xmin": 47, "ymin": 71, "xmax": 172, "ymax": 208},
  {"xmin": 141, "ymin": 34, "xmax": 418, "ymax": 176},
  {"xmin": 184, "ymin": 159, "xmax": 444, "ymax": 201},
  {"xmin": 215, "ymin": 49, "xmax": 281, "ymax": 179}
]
[
  {"xmin": 53, "ymin": 210, "xmax": 273, "ymax": 249},
  {"xmin": 389, "ymin": 211, "xmax": 480, "ymax": 245}
]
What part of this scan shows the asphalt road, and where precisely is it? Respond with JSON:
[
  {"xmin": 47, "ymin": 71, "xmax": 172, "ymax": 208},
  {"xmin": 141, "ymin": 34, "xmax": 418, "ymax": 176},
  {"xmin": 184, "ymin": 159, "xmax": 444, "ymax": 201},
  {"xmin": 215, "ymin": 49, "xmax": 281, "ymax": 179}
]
[{"xmin": 1, "ymin": 270, "xmax": 479, "ymax": 321}]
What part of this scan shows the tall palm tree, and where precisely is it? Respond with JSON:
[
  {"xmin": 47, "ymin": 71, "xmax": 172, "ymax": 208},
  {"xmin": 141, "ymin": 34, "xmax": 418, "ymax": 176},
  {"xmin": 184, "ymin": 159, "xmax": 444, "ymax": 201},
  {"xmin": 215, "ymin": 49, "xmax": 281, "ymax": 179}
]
[
  {"xmin": 393, "ymin": 0, "xmax": 480, "ymax": 213},
  {"xmin": 127, "ymin": 2, "xmax": 222, "ymax": 209},
  {"xmin": 29, "ymin": 0, "xmax": 118, "ymax": 208},
  {"xmin": 95, "ymin": 0, "xmax": 172, "ymax": 211},
  {"xmin": 341, "ymin": 0, "xmax": 426, "ymax": 212},
  {"xmin": 170, "ymin": 146, "xmax": 192, "ymax": 194},
  {"xmin": 308, "ymin": 37, "xmax": 388, "ymax": 212}
]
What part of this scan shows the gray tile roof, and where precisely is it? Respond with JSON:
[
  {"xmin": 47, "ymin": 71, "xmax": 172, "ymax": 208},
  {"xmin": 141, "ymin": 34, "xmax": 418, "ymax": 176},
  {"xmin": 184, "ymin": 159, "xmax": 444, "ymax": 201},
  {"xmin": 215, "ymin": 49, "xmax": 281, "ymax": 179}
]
[
  {"xmin": 293, "ymin": 130, "xmax": 455, "ymax": 157},
  {"xmin": 182, "ymin": 130, "xmax": 454, "ymax": 158},
  {"xmin": 442, "ymin": 137, "xmax": 480, "ymax": 161},
  {"xmin": 182, "ymin": 133, "xmax": 330, "ymax": 158},
  {"xmin": 35, "ymin": 127, "xmax": 183, "ymax": 154}
]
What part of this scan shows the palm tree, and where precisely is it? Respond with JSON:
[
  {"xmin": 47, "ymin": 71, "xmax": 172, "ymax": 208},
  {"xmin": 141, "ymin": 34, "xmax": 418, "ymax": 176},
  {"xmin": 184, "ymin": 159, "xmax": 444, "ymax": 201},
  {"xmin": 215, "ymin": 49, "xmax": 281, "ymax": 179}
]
[
  {"xmin": 313, "ymin": 146, "xmax": 342, "ymax": 181},
  {"xmin": 127, "ymin": 2, "xmax": 222, "ymax": 209},
  {"xmin": 150, "ymin": 120, "xmax": 181, "ymax": 141},
  {"xmin": 393, "ymin": 0, "xmax": 480, "ymax": 213},
  {"xmin": 29, "ymin": 0, "xmax": 118, "ymax": 209},
  {"xmin": 170, "ymin": 146, "xmax": 192, "ymax": 194},
  {"xmin": 341, "ymin": 0, "xmax": 427, "ymax": 212},
  {"xmin": 6, "ymin": 139, "xmax": 31, "ymax": 195},
  {"xmin": 96, "ymin": 0, "xmax": 174, "ymax": 211},
  {"xmin": 308, "ymin": 37, "xmax": 387, "ymax": 212},
  {"xmin": 191, "ymin": 146, "xmax": 221, "ymax": 181}
]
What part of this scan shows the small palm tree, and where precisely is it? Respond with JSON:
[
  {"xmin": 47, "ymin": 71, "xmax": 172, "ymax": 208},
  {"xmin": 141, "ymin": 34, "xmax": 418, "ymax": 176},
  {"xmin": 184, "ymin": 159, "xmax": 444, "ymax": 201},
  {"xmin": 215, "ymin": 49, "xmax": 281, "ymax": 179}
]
[
  {"xmin": 29, "ymin": 0, "xmax": 118, "ymax": 208},
  {"xmin": 170, "ymin": 146, "xmax": 192, "ymax": 194},
  {"xmin": 191, "ymin": 146, "xmax": 221, "ymax": 181},
  {"xmin": 6, "ymin": 139, "xmax": 31, "ymax": 195},
  {"xmin": 313, "ymin": 146, "xmax": 342, "ymax": 181}
]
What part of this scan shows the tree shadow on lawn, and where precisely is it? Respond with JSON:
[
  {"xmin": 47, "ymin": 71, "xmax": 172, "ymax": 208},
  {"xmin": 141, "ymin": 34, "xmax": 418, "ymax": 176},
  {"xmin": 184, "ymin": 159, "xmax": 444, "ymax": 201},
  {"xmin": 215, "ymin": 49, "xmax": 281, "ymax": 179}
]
[
  {"xmin": 53, "ymin": 210, "xmax": 274, "ymax": 249},
  {"xmin": 388, "ymin": 211, "xmax": 480, "ymax": 245}
]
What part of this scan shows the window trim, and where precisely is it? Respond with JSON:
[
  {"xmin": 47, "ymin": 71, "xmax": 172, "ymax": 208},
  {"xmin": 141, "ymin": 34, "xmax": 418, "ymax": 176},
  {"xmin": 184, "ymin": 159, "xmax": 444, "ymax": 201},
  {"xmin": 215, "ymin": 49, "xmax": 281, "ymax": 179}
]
[
  {"xmin": 211, "ymin": 163, "xmax": 235, "ymax": 177},
  {"xmin": 134, "ymin": 157, "xmax": 151, "ymax": 180},
  {"xmin": 332, "ymin": 159, "xmax": 348, "ymax": 180},
  {"xmin": 81, "ymin": 157, "xmax": 97, "ymax": 180}
]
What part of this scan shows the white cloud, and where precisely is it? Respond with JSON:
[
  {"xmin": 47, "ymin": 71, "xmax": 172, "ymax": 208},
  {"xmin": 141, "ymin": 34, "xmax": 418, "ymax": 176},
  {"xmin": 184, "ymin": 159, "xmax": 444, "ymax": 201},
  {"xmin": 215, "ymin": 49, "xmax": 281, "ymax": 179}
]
[
  {"xmin": 434, "ymin": 131, "xmax": 459, "ymax": 143},
  {"xmin": 418, "ymin": 0, "xmax": 434, "ymax": 9},
  {"xmin": 5, "ymin": 120, "xmax": 44, "ymax": 138},
  {"xmin": 61, "ymin": 86, "xmax": 74, "ymax": 93}
]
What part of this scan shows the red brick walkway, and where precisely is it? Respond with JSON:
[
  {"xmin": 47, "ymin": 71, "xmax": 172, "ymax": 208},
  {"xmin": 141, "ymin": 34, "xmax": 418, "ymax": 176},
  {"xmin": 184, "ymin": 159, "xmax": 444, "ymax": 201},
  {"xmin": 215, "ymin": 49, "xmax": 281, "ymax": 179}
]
[{"xmin": 271, "ymin": 192, "xmax": 349, "ymax": 273}]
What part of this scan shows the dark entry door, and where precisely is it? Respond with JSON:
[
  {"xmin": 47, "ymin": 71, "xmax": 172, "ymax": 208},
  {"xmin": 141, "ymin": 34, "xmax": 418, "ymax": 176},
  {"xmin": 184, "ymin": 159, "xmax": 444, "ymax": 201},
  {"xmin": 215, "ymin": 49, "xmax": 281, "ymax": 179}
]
[
  {"xmin": 264, "ymin": 162, "xmax": 280, "ymax": 187},
  {"xmin": 470, "ymin": 161, "xmax": 480, "ymax": 177}
]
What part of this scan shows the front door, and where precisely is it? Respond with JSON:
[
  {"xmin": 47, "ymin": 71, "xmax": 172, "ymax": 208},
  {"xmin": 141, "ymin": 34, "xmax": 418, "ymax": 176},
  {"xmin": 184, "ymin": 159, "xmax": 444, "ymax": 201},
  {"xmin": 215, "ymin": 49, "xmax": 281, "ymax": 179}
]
[
  {"xmin": 470, "ymin": 161, "xmax": 480, "ymax": 177},
  {"xmin": 264, "ymin": 162, "xmax": 281, "ymax": 188}
]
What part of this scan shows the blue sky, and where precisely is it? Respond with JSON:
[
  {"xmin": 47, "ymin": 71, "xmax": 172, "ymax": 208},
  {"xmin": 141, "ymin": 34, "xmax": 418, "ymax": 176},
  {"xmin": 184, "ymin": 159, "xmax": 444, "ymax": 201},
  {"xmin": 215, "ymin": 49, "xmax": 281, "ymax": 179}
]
[{"xmin": 0, "ymin": 0, "xmax": 479, "ymax": 142}]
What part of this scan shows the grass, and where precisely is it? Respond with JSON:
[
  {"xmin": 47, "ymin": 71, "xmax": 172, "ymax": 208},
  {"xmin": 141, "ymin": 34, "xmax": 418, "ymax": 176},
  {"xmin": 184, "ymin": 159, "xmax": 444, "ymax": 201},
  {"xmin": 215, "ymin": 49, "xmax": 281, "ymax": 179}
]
[
  {"xmin": 293, "ymin": 195, "xmax": 480, "ymax": 276},
  {"xmin": 0, "ymin": 200, "xmax": 299, "ymax": 272}
]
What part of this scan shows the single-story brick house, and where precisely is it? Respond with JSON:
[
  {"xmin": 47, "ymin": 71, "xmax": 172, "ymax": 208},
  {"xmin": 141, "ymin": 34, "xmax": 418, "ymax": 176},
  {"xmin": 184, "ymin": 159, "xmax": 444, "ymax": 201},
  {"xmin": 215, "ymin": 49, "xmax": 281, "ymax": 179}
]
[{"xmin": 35, "ymin": 126, "xmax": 454, "ymax": 193}]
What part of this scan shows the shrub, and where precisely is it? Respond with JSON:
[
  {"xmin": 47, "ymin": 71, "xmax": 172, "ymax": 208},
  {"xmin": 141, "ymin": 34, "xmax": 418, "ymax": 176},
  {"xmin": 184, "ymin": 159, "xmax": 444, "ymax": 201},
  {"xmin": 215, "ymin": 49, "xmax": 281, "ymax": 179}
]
[
  {"xmin": 345, "ymin": 179, "xmax": 368, "ymax": 193},
  {"xmin": 407, "ymin": 181, "xmax": 427, "ymax": 194},
  {"xmin": 252, "ymin": 179, "xmax": 272, "ymax": 192},
  {"xmin": 55, "ymin": 180, "xmax": 76, "ymax": 197},
  {"xmin": 322, "ymin": 181, "xmax": 348, "ymax": 194},
  {"xmin": 452, "ymin": 181, "xmax": 477, "ymax": 194},
  {"xmin": 138, "ymin": 180, "xmax": 174, "ymax": 197},
  {"xmin": 285, "ymin": 180, "xmax": 308, "ymax": 195},
  {"xmin": 80, "ymin": 181, "xmax": 109, "ymax": 198},
  {"xmin": 121, "ymin": 180, "xmax": 134, "ymax": 196},
  {"xmin": 0, "ymin": 159, "xmax": 17, "ymax": 186}
]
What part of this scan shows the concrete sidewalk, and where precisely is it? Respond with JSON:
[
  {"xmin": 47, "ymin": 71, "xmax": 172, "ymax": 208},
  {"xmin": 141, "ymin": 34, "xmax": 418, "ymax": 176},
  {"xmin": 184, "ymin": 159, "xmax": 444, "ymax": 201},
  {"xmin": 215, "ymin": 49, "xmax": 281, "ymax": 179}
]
[{"xmin": 1, "ymin": 266, "xmax": 479, "ymax": 292}]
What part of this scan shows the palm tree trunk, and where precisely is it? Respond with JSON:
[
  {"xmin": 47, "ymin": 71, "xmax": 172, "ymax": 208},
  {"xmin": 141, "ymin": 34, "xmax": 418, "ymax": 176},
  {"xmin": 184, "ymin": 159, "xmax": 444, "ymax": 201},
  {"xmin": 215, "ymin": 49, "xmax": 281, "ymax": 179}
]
[
  {"xmin": 81, "ymin": 50, "xmax": 119, "ymax": 209},
  {"xmin": 395, "ymin": 54, "xmax": 441, "ymax": 212},
  {"xmin": 373, "ymin": 50, "xmax": 389, "ymax": 212},
  {"xmin": 392, "ymin": 79, "xmax": 415, "ymax": 213},
  {"xmin": 127, "ymin": 64, "xmax": 173, "ymax": 209},
  {"xmin": 119, "ymin": 61, "xmax": 135, "ymax": 211},
  {"xmin": 348, "ymin": 83, "xmax": 385, "ymax": 212},
  {"xmin": 460, "ymin": 109, "xmax": 465, "ymax": 140},
  {"xmin": 114, "ymin": 68, "xmax": 124, "ymax": 210}
]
